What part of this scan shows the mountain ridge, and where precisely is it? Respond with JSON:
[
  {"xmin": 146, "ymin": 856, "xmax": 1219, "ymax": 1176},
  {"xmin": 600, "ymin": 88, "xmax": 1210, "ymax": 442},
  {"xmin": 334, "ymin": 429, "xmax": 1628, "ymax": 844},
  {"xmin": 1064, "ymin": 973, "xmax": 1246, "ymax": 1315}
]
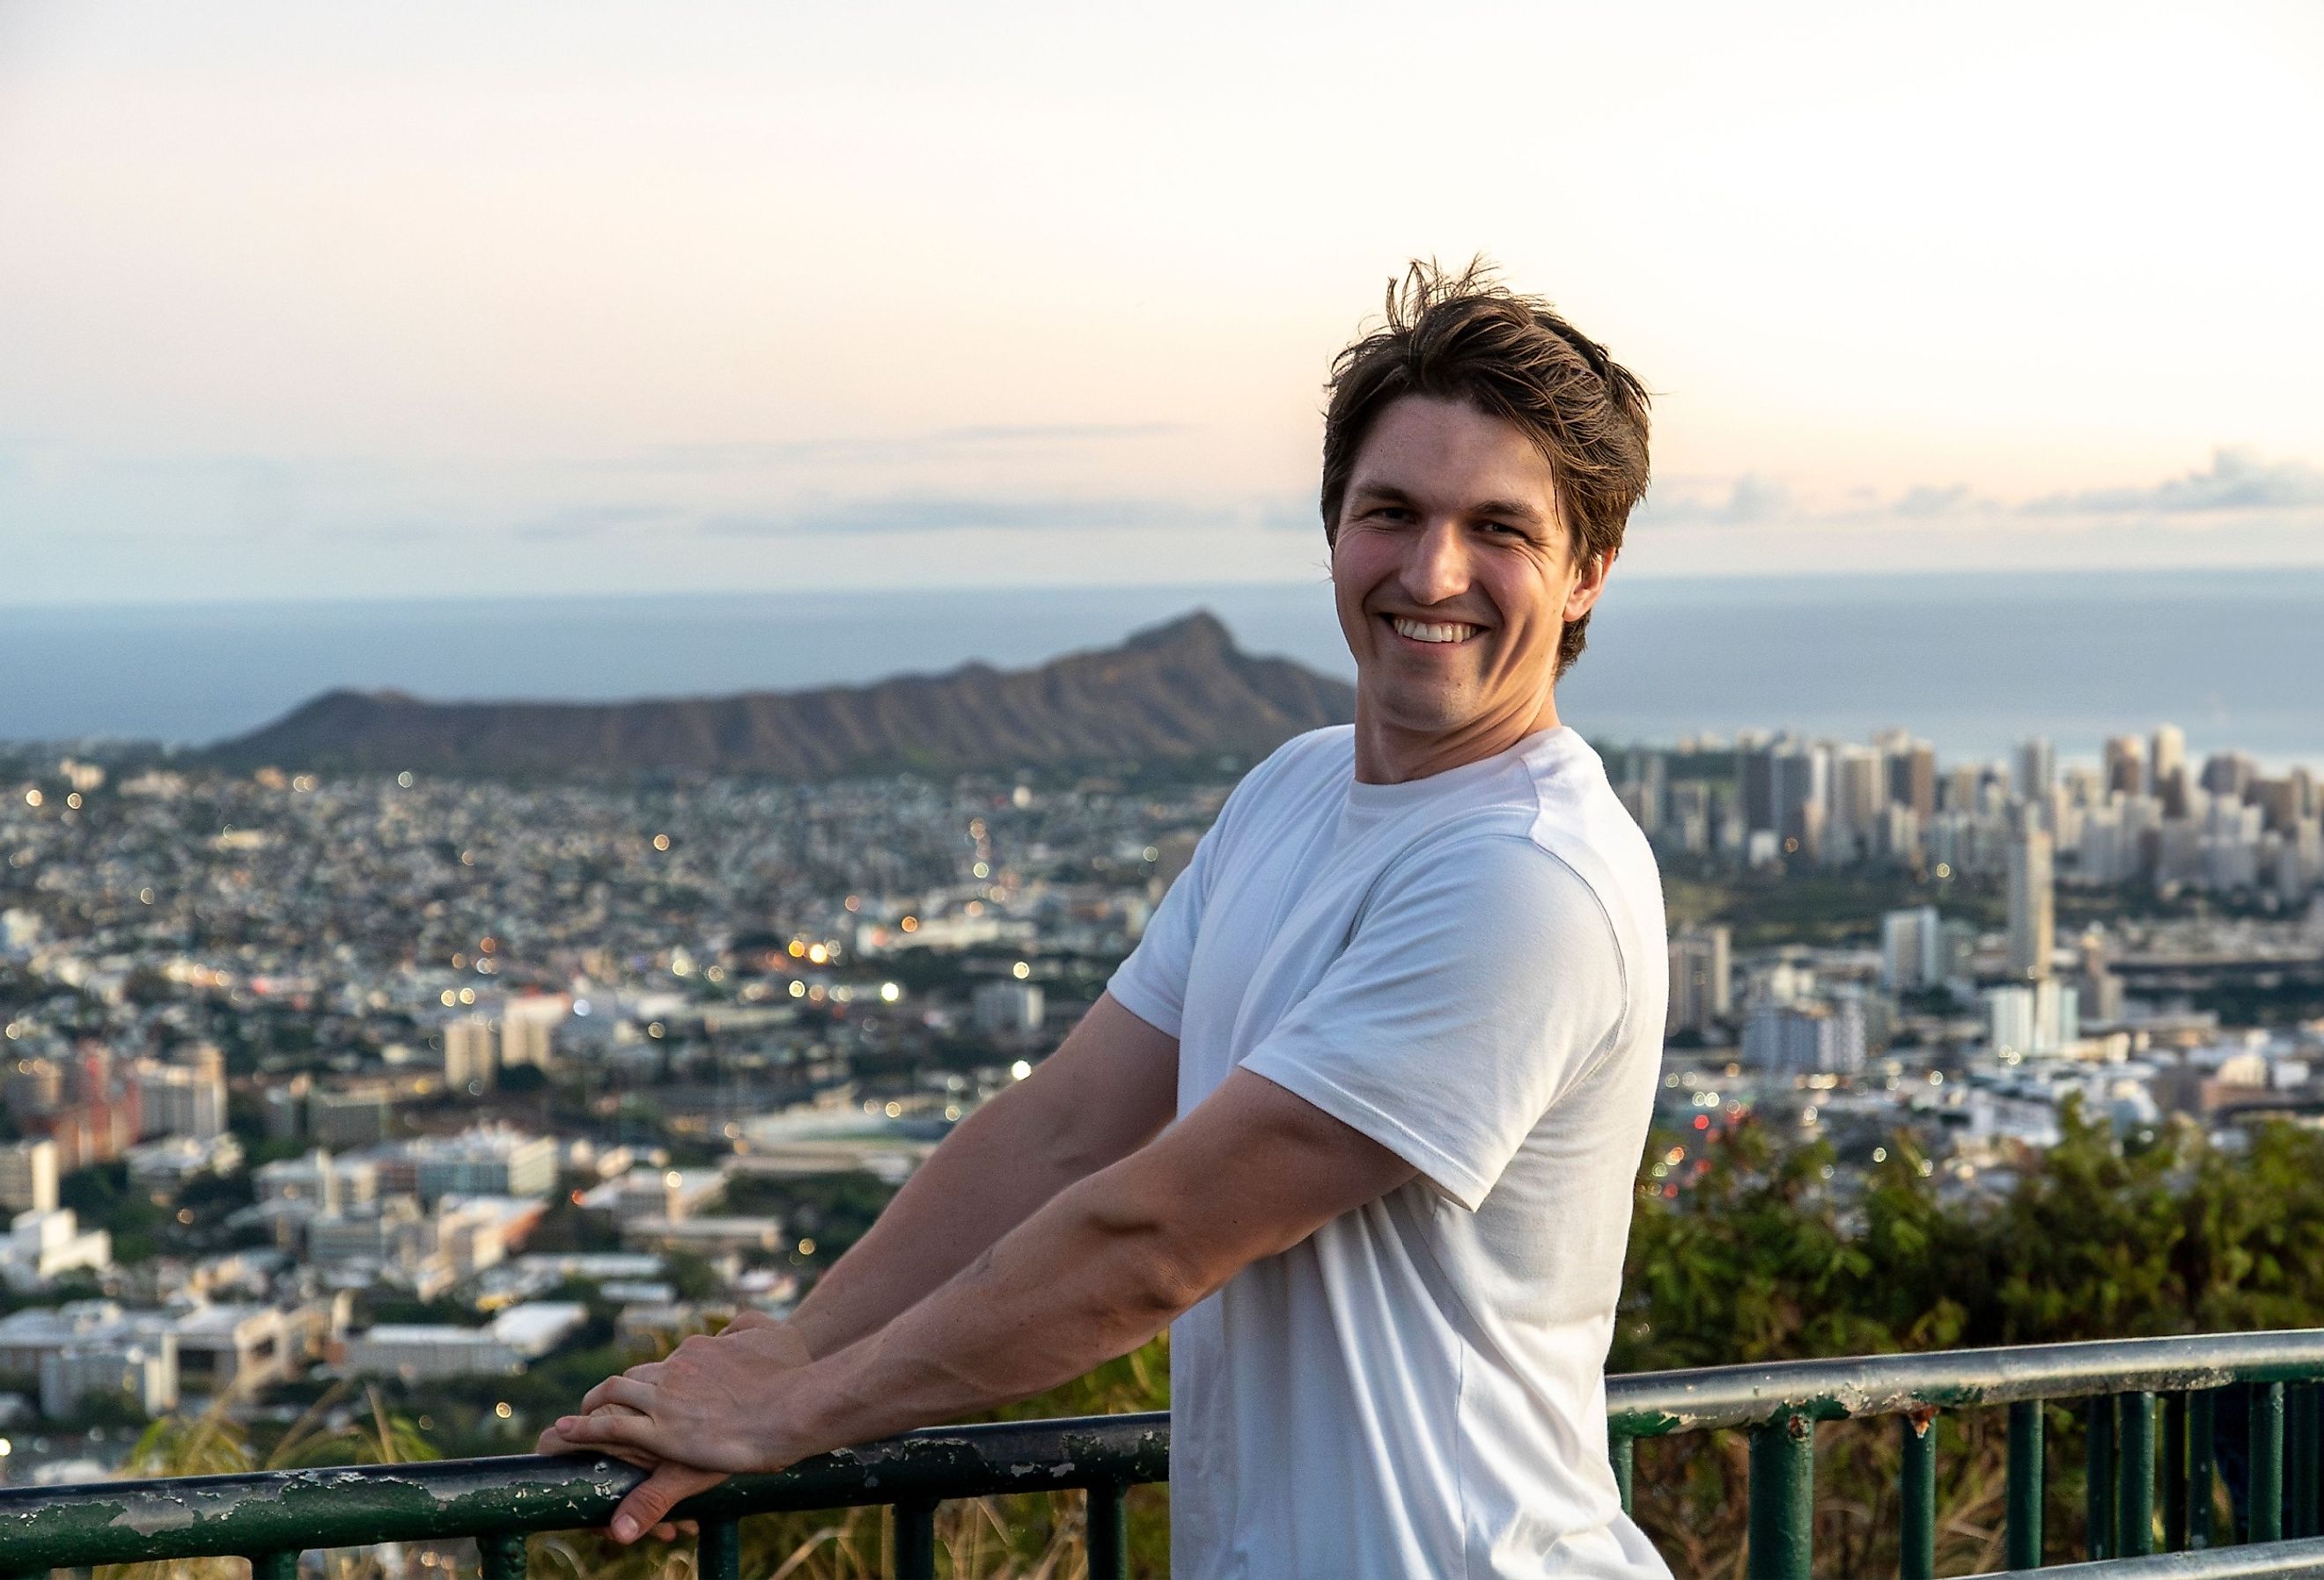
[{"xmin": 208, "ymin": 610, "xmax": 1356, "ymax": 779}]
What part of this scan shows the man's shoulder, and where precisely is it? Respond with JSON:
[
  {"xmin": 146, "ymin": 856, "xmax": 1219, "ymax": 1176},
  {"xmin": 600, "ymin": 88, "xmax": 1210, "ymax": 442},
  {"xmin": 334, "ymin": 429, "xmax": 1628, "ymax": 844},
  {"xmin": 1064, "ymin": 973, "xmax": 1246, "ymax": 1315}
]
[
  {"xmin": 1515, "ymin": 739, "xmax": 1667, "ymax": 968},
  {"xmin": 1223, "ymin": 726, "xmax": 1356, "ymax": 815}
]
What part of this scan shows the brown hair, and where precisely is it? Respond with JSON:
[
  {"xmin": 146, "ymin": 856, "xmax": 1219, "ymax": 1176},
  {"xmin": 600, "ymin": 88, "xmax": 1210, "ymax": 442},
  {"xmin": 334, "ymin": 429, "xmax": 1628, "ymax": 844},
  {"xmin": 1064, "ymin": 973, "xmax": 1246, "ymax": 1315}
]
[{"xmin": 1320, "ymin": 258, "xmax": 1651, "ymax": 675}]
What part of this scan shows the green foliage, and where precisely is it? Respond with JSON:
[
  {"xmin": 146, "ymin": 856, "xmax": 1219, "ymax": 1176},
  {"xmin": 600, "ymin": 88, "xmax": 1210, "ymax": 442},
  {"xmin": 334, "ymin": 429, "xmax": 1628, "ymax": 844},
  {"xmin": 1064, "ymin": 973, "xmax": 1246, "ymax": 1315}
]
[
  {"xmin": 1619, "ymin": 1102, "xmax": 2324, "ymax": 1573},
  {"xmin": 721, "ymin": 1172, "xmax": 899, "ymax": 1267},
  {"xmin": 60, "ymin": 1159, "xmax": 168, "ymax": 1261}
]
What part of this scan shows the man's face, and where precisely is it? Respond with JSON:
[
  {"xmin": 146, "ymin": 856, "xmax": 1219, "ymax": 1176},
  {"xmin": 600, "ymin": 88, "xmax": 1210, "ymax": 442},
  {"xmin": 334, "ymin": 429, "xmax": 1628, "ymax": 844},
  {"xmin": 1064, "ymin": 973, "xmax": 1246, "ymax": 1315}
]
[{"xmin": 1330, "ymin": 394, "xmax": 1604, "ymax": 759}]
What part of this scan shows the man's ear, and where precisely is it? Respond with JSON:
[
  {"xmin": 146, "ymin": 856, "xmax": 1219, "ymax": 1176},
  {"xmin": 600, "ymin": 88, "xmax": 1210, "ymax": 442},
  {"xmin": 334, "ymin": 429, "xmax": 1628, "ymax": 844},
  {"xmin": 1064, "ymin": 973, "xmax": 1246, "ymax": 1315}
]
[{"xmin": 1564, "ymin": 548, "xmax": 1614, "ymax": 621}]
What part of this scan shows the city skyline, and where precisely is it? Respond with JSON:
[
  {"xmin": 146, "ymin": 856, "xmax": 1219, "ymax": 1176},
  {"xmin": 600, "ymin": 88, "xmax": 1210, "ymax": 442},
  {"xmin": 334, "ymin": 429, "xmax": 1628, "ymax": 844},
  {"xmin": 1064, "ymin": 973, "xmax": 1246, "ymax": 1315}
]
[{"xmin": 4, "ymin": 2, "xmax": 2322, "ymax": 606}]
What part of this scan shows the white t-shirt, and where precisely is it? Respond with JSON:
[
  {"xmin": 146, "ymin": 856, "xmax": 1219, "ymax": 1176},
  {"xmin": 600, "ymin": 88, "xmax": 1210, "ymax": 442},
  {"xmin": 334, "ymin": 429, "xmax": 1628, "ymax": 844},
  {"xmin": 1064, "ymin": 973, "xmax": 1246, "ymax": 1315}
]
[{"xmin": 1107, "ymin": 724, "xmax": 1673, "ymax": 1580}]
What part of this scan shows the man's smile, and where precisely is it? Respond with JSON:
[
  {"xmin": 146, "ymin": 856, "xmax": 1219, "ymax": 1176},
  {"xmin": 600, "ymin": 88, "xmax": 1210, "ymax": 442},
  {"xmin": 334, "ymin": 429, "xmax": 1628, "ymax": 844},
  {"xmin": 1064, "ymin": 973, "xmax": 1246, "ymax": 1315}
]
[{"xmin": 1380, "ymin": 613, "xmax": 1489, "ymax": 648}]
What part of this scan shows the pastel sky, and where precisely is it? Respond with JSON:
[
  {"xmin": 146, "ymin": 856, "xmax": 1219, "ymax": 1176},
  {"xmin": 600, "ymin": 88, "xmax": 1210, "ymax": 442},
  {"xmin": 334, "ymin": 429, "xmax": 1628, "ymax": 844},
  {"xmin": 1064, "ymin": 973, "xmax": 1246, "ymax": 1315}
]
[{"xmin": 3, "ymin": 0, "xmax": 2320, "ymax": 606}]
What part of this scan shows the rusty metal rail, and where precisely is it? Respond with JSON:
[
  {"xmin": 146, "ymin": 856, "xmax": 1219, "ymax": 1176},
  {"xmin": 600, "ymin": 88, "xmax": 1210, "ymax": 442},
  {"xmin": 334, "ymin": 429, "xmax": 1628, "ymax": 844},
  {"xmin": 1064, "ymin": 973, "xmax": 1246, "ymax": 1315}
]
[{"xmin": 3, "ymin": 1331, "xmax": 2323, "ymax": 1578}]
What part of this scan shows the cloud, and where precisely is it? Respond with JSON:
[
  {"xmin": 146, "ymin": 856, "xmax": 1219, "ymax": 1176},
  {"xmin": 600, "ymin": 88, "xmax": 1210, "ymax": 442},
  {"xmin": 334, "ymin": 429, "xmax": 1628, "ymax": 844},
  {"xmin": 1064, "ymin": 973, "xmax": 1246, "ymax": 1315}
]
[
  {"xmin": 1635, "ymin": 474, "xmax": 1800, "ymax": 527},
  {"xmin": 2025, "ymin": 448, "xmax": 2324, "ymax": 515},
  {"xmin": 626, "ymin": 423, "xmax": 1188, "ymax": 474},
  {"xmin": 700, "ymin": 494, "xmax": 1247, "ymax": 537},
  {"xmin": 512, "ymin": 504, "xmax": 681, "ymax": 542},
  {"xmin": 1635, "ymin": 448, "xmax": 2324, "ymax": 537},
  {"xmin": 1895, "ymin": 483, "xmax": 1977, "ymax": 518}
]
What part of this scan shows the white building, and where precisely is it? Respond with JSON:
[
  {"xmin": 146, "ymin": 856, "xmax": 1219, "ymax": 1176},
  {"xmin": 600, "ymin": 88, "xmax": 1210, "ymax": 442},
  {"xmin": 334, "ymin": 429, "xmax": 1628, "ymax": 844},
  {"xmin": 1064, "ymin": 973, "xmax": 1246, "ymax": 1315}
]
[
  {"xmin": 2007, "ymin": 828, "xmax": 2056, "ymax": 981},
  {"xmin": 1879, "ymin": 907, "xmax": 1943, "ymax": 992},
  {"xmin": 401, "ymin": 1127, "xmax": 558, "ymax": 1202},
  {"xmin": 341, "ymin": 1301, "xmax": 587, "ymax": 1381},
  {"xmin": 0, "ymin": 1301, "xmax": 177, "ymax": 1417},
  {"xmin": 444, "ymin": 1017, "xmax": 497, "ymax": 1091},
  {"xmin": 0, "ymin": 1139, "xmax": 59, "ymax": 1215},
  {"xmin": 127, "ymin": 1133, "xmax": 245, "ymax": 1193},
  {"xmin": 256, "ymin": 1149, "xmax": 379, "ymax": 1213},
  {"xmin": 1986, "ymin": 981, "xmax": 2081, "ymax": 1059},
  {"xmin": 136, "ymin": 1058, "xmax": 227, "ymax": 1142},
  {"xmin": 0, "ymin": 1209, "xmax": 111, "ymax": 1290},
  {"xmin": 1741, "ymin": 1000, "xmax": 1866, "ymax": 1076},
  {"xmin": 971, "ymin": 981, "xmax": 1045, "ymax": 1036},
  {"xmin": 580, "ymin": 1167, "xmax": 727, "ymax": 1224}
]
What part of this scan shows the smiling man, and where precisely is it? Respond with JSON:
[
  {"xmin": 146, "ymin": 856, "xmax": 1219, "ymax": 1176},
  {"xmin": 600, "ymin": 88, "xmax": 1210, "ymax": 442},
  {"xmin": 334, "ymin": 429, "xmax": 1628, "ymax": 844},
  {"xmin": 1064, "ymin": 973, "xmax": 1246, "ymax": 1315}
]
[{"xmin": 543, "ymin": 261, "xmax": 1673, "ymax": 1578}]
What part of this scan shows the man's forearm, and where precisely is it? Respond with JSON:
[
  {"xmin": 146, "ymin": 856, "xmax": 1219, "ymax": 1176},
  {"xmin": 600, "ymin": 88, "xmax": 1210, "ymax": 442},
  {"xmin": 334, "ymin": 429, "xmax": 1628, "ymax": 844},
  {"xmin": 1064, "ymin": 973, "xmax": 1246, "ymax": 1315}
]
[
  {"xmin": 782, "ymin": 1084, "xmax": 1092, "ymax": 1357},
  {"xmin": 772, "ymin": 1155, "xmax": 1203, "ymax": 1465},
  {"xmin": 780, "ymin": 994, "xmax": 1176, "ymax": 1359}
]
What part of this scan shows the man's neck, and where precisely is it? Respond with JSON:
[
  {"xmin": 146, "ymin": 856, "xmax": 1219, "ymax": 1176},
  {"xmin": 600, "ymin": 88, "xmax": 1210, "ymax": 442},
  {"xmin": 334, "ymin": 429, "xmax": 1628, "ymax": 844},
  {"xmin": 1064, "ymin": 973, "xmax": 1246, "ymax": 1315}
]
[{"xmin": 1351, "ymin": 694, "xmax": 1563, "ymax": 785}]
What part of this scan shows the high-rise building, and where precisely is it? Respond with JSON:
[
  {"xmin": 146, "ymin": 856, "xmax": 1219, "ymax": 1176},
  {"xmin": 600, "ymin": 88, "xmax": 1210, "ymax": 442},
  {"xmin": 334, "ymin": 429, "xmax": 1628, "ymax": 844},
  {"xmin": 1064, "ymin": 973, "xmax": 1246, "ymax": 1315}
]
[
  {"xmin": 136, "ymin": 1053, "xmax": 226, "ymax": 1143},
  {"xmin": 444, "ymin": 1018, "xmax": 498, "ymax": 1091},
  {"xmin": 2013, "ymin": 738, "xmax": 2056, "ymax": 801},
  {"xmin": 500, "ymin": 1009, "xmax": 557, "ymax": 1071},
  {"xmin": 1886, "ymin": 740, "xmax": 1937, "ymax": 821},
  {"xmin": 2104, "ymin": 736, "xmax": 2146, "ymax": 798},
  {"xmin": 2007, "ymin": 829, "xmax": 2056, "ymax": 981},
  {"xmin": 2151, "ymin": 724, "xmax": 2186, "ymax": 797},
  {"xmin": 0, "ymin": 1140, "xmax": 59, "ymax": 1214},
  {"xmin": 2200, "ymin": 752, "xmax": 2259, "ymax": 800},
  {"xmin": 1776, "ymin": 745, "xmax": 1829, "ymax": 856},
  {"xmin": 1830, "ymin": 747, "xmax": 1884, "ymax": 863},
  {"xmin": 1667, "ymin": 927, "xmax": 1732, "ymax": 1033},
  {"xmin": 1879, "ymin": 907, "xmax": 1943, "ymax": 991}
]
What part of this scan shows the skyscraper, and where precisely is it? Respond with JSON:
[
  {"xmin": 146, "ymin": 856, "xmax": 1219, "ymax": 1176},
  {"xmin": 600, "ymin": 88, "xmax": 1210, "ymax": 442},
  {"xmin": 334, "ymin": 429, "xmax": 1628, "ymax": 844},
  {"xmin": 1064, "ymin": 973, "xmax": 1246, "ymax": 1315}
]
[
  {"xmin": 2151, "ymin": 724, "xmax": 2185, "ymax": 797},
  {"xmin": 1886, "ymin": 739, "xmax": 1937, "ymax": 821},
  {"xmin": 1879, "ymin": 906, "xmax": 1943, "ymax": 991},
  {"xmin": 1668, "ymin": 926, "xmax": 1733, "ymax": 1033},
  {"xmin": 1831, "ymin": 746, "xmax": 1884, "ymax": 863},
  {"xmin": 2007, "ymin": 828, "xmax": 2056, "ymax": 981},
  {"xmin": 2013, "ymin": 738, "xmax": 2056, "ymax": 801}
]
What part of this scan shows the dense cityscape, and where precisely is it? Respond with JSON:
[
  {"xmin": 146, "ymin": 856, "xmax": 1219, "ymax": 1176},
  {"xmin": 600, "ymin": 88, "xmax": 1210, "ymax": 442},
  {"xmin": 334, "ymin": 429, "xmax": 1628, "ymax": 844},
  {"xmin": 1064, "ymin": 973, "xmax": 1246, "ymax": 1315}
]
[{"xmin": 0, "ymin": 719, "xmax": 2319, "ymax": 1489}]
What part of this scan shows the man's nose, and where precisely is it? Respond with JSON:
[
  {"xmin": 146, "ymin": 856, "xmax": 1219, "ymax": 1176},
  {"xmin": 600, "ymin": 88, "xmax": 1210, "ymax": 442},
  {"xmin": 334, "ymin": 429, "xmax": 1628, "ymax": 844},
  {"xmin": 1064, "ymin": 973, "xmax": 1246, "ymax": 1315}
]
[{"xmin": 1400, "ymin": 518, "xmax": 1472, "ymax": 606}]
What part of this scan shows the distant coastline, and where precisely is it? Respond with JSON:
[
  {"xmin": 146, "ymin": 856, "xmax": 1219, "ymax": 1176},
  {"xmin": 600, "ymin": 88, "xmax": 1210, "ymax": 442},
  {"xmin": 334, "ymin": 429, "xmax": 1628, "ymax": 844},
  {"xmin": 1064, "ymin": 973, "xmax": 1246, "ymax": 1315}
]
[{"xmin": 8, "ymin": 564, "xmax": 2322, "ymax": 767}]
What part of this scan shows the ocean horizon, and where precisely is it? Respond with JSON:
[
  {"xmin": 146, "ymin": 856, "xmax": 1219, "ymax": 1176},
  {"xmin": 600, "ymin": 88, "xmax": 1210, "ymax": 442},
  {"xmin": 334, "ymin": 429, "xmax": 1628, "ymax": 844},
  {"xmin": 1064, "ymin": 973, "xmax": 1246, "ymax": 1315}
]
[{"xmin": 5, "ymin": 564, "xmax": 2320, "ymax": 769}]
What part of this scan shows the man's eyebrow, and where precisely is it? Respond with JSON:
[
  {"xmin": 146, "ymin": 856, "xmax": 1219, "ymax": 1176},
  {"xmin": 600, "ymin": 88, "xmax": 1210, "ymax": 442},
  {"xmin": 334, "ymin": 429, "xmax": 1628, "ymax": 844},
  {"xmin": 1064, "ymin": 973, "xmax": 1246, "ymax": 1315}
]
[
  {"xmin": 1345, "ymin": 482, "xmax": 1548, "ymax": 525},
  {"xmin": 1468, "ymin": 497, "xmax": 1547, "ymax": 524}
]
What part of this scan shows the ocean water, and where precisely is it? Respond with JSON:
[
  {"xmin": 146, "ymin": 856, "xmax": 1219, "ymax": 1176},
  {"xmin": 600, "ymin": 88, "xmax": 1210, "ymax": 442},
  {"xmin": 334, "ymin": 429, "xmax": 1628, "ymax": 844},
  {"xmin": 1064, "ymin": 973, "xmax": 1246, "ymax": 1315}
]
[{"xmin": 3, "ymin": 567, "xmax": 2319, "ymax": 767}]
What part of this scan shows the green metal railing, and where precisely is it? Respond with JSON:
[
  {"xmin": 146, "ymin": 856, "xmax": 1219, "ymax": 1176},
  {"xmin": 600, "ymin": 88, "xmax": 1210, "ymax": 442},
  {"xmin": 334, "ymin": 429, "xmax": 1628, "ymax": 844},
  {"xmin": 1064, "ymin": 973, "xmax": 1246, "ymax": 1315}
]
[
  {"xmin": 1607, "ymin": 1328, "xmax": 2324, "ymax": 1579},
  {"xmin": 2, "ymin": 1331, "xmax": 2322, "ymax": 1579}
]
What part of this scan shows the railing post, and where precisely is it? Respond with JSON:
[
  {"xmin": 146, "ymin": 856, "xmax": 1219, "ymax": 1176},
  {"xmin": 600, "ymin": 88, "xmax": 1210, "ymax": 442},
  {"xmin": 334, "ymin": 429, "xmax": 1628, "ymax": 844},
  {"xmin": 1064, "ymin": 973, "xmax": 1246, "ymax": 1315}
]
[
  {"xmin": 695, "ymin": 1520, "xmax": 739, "ymax": 1580},
  {"xmin": 2164, "ymin": 1391, "xmax": 2189, "ymax": 1551},
  {"xmin": 2254, "ymin": 1381, "xmax": 2286, "ymax": 1544},
  {"xmin": 2008, "ymin": 1399, "xmax": 2045, "ymax": 1570},
  {"xmin": 481, "ymin": 1533, "xmax": 529, "ymax": 1580},
  {"xmin": 1748, "ymin": 1407, "xmax": 1815, "ymax": 1580},
  {"xmin": 2189, "ymin": 1386, "xmax": 2217, "ymax": 1549},
  {"xmin": 2119, "ymin": 1391, "xmax": 2156, "ymax": 1557},
  {"xmin": 247, "ymin": 1554, "xmax": 298, "ymax": 1580},
  {"xmin": 2088, "ymin": 1394, "xmax": 2116, "ymax": 1561},
  {"xmin": 893, "ymin": 1497, "xmax": 939, "ymax": 1580},
  {"xmin": 1610, "ymin": 1432, "xmax": 1636, "ymax": 1518},
  {"xmin": 1087, "ymin": 1479, "xmax": 1129, "ymax": 1580},
  {"xmin": 2296, "ymin": 1381, "xmax": 2324, "ymax": 1539},
  {"xmin": 1900, "ymin": 1411, "xmax": 1937, "ymax": 1580}
]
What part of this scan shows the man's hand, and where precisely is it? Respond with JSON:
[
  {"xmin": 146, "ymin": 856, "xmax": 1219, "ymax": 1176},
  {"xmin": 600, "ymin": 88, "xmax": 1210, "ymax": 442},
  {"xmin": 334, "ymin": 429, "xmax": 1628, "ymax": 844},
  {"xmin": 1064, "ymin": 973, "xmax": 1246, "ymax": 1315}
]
[{"xmin": 539, "ymin": 1319, "xmax": 813, "ymax": 1543}]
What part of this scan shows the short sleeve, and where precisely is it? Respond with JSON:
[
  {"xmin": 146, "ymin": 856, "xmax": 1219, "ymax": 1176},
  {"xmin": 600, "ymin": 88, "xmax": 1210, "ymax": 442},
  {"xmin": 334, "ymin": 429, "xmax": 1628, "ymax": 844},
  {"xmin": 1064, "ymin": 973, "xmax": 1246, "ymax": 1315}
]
[
  {"xmin": 1104, "ymin": 820, "xmax": 1221, "ymax": 1040},
  {"xmin": 1239, "ymin": 834, "xmax": 1629, "ymax": 1211}
]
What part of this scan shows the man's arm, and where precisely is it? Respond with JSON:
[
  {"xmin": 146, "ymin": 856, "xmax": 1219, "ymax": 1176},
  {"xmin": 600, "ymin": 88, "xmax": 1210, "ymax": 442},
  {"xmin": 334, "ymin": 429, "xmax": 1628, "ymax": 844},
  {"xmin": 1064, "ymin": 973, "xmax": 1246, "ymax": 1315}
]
[
  {"xmin": 768, "ymin": 991, "xmax": 1179, "ymax": 1359},
  {"xmin": 555, "ymin": 1069, "xmax": 1416, "ymax": 1539}
]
